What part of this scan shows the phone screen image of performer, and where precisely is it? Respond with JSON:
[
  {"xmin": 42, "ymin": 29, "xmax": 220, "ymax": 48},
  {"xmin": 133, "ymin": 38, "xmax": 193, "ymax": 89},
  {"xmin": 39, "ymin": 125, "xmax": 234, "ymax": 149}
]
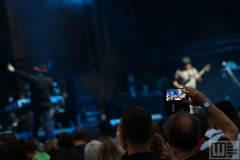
[{"xmin": 166, "ymin": 89, "xmax": 187, "ymax": 101}]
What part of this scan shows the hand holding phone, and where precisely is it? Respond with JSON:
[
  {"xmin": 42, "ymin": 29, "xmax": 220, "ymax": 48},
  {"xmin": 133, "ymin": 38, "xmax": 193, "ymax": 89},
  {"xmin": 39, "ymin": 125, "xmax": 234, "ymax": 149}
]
[
  {"xmin": 163, "ymin": 89, "xmax": 190, "ymax": 115},
  {"xmin": 184, "ymin": 86, "xmax": 208, "ymax": 107}
]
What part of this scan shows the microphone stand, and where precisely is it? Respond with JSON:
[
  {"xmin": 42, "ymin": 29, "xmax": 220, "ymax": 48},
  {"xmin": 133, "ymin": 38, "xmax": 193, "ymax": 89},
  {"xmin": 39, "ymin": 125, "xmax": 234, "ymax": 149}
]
[{"xmin": 222, "ymin": 61, "xmax": 240, "ymax": 89}]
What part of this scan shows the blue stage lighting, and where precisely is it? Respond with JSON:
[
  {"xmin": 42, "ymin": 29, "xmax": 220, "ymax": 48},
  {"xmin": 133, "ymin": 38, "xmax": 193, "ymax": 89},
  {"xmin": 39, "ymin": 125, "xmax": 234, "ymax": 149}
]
[
  {"xmin": 53, "ymin": 82, "xmax": 57, "ymax": 87},
  {"xmin": 62, "ymin": 0, "xmax": 92, "ymax": 6}
]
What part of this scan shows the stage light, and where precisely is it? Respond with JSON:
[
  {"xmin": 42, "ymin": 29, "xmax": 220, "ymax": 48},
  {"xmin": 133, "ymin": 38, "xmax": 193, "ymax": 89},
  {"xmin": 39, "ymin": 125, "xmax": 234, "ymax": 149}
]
[
  {"xmin": 53, "ymin": 82, "xmax": 57, "ymax": 87},
  {"xmin": 12, "ymin": 122, "xmax": 18, "ymax": 127},
  {"xmin": 8, "ymin": 97, "xmax": 14, "ymax": 102}
]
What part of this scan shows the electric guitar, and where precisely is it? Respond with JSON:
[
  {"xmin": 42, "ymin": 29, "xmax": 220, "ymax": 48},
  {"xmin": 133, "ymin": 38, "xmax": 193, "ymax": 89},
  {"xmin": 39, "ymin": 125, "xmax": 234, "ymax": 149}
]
[{"xmin": 185, "ymin": 64, "xmax": 211, "ymax": 87}]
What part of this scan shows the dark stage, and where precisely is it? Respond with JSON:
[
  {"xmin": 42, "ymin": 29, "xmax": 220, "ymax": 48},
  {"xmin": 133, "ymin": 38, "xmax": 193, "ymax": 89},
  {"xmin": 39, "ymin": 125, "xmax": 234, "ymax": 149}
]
[{"xmin": 1, "ymin": 0, "xmax": 240, "ymax": 140}]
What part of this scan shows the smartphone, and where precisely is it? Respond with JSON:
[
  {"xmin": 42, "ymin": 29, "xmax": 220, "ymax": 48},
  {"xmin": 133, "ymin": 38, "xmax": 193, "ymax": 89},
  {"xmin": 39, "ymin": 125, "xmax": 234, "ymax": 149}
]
[
  {"xmin": 163, "ymin": 89, "xmax": 190, "ymax": 115},
  {"xmin": 166, "ymin": 89, "xmax": 187, "ymax": 101}
]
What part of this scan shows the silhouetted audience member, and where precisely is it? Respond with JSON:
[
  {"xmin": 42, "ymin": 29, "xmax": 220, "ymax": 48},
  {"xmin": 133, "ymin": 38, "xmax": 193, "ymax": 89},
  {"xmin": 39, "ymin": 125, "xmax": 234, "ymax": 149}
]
[
  {"xmin": 86, "ymin": 134, "xmax": 99, "ymax": 143},
  {"xmin": 98, "ymin": 135, "xmax": 112, "ymax": 143},
  {"xmin": 84, "ymin": 140, "xmax": 101, "ymax": 160},
  {"xmin": 0, "ymin": 133, "xmax": 18, "ymax": 142},
  {"xmin": 57, "ymin": 132, "xmax": 74, "ymax": 150},
  {"xmin": 98, "ymin": 120, "xmax": 113, "ymax": 138},
  {"xmin": 18, "ymin": 139, "xmax": 26, "ymax": 145},
  {"xmin": 71, "ymin": 128, "xmax": 88, "ymax": 160},
  {"xmin": 44, "ymin": 140, "xmax": 58, "ymax": 155},
  {"xmin": 158, "ymin": 122, "xmax": 168, "ymax": 143},
  {"xmin": 204, "ymin": 114, "xmax": 217, "ymax": 140},
  {"xmin": 115, "ymin": 123, "xmax": 127, "ymax": 156},
  {"xmin": 149, "ymin": 133, "xmax": 164, "ymax": 158},
  {"xmin": 97, "ymin": 139, "xmax": 121, "ymax": 160},
  {"xmin": 0, "ymin": 141, "xmax": 27, "ymax": 160},
  {"xmin": 97, "ymin": 120, "xmax": 114, "ymax": 148},
  {"xmin": 215, "ymin": 100, "xmax": 240, "ymax": 129},
  {"xmin": 152, "ymin": 121, "xmax": 161, "ymax": 134},
  {"xmin": 120, "ymin": 106, "xmax": 164, "ymax": 160},
  {"xmin": 201, "ymin": 100, "xmax": 240, "ymax": 150},
  {"xmin": 24, "ymin": 141, "xmax": 50, "ymax": 160},
  {"xmin": 164, "ymin": 86, "xmax": 238, "ymax": 160},
  {"xmin": 193, "ymin": 113, "xmax": 209, "ymax": 149},
  {"xmin": 50, "ymin": 150, "xmax": 74, "ymax": 160}
]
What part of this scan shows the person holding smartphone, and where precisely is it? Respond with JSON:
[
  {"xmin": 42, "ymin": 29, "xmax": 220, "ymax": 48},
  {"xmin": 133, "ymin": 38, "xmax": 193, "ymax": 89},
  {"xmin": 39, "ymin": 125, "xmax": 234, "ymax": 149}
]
[{"xmin": 163, "ymin": 86, "xmax": 238, "ymax": 160}]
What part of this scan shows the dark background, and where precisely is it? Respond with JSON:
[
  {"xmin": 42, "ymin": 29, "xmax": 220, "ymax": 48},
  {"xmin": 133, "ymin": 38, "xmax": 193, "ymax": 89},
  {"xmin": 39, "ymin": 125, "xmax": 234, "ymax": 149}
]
[{"xmin": 1, "ymin": 0, "xmax": 240, "ymax": 109}]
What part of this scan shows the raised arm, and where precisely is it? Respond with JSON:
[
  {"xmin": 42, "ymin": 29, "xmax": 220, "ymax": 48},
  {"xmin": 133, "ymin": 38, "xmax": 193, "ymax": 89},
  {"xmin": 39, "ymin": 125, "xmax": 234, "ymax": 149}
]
[
  {"xmin": 7, "ymin": 63, "xmax": 36, "ymax": 83},
  {"xmin": 184, "ymin": 86, "xmax": 238, "ymax": 142},
  {"xmin": 115, "ymin": 123, "xmax": 126, "ymax": 155}
]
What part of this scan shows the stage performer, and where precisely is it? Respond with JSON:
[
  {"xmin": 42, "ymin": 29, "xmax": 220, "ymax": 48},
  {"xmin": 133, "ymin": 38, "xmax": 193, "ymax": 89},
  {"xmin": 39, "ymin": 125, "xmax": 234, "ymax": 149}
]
[
  {"xmin": 173, "ymin": 57, "xmax": 201, "ymax": 113},
  {"xmin": 8, "ymin": 63, "xmax": 54, "ymax": 140},
  {"xmin": 173, "ymin": 56, "xmax": 201, "ymax": 89}
]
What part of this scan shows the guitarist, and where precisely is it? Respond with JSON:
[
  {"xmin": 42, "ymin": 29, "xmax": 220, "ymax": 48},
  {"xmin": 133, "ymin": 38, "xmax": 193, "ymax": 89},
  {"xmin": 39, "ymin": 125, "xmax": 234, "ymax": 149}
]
[
  {"xmin": 173, "ymin": 57, "xmax": 201, "ymax": 113},
  {"xmin": 173, "ymin": 56, "xmax": 201, "ymax": 89}
]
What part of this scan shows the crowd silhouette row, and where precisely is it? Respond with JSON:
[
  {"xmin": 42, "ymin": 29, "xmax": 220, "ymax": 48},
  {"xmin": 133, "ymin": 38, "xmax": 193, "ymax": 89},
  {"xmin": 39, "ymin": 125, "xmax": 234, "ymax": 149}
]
[{"xmin": 0, "ymin": 86, "xmax": 240, "ymax": 160}]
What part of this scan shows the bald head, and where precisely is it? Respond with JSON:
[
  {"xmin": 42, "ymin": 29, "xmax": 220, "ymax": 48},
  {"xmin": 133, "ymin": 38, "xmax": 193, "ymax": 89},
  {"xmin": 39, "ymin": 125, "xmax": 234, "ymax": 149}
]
[
  {"xmin": 175, "ymin": 117, "xmax": 192, "ymax": 132},
  {"xmin": 163, "ymin": 111, "xmax": 201, "ymax": 151}
]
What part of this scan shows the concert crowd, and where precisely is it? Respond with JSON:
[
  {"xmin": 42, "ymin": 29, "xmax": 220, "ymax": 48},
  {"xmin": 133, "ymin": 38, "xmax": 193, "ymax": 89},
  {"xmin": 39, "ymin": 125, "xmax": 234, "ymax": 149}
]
[{"xmin": 0, "ymin": 86, "xmax": 240, "ymax": 160}]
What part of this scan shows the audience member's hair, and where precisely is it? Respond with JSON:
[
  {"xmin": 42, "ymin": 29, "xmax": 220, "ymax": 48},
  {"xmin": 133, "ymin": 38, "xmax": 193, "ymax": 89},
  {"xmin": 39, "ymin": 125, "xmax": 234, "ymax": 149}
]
[
  {"xmin": 152, "ymin": 121, "xmax": 160, "ymax": 134},
  {"xmin": 160, "ymin": 129, "xmax": 168, "ymax": 143},
  {"xmin": 98, "ymin": 120, "xmax": 113, "ymax": 137},
  {"xmin": 121, "ymin": 106, "xmax": 152, "ymax": 144},
  {"xmin": 98, "ymin": 136, "xmax": 111, "ymax": 143},
  {"xmin": 57, "ymin": 132, "xmax": 74, "ymax": 150},
  {"xmin": 193, "ymin": 113, "xmax": 209, "ymax": 137},
  {"xmin": 45, "ymin": 140, "xmax": 58, "ymax": 154},
  {"xmin": 163, "ymin": 111, "xmax": 201, "ymax": 151},
  {"xmin": 71, "ymin": 128, "xmax": 88, "ymax": 141},
  {"xmin": 0, "ymin": 133, "xmax": 18, "ymax": 142},
  {"xmin": 0, "ymin": 141, "xmax": 27, "ymax": 160},
  {"xmin": 215, "ymin": 100, "xmax": 238, "ymax": 119},
  {"xmin": 97, "ymin": 139, "xmax": 121, "ymax": 160},
  {"xmin": 50, "ymin": 150, "xmax": 74, "ymax": 160},
  {"xmin": 24, "ymin": 141, "xmax": 39, "ymax": 153},
  {"xmin": 18, "ymin": 139, "xmax": 26, "ymax": 145},
  {"xmin": 149, "ymin": 133, "xmax": 164, "ymax": 158},
  {"xmin": 86, "ymin": 135, "xmax": 99, "ymax": 143},
  {"xmin": 158, "ymin": 122, "xmax": 168, "ymax": 142},
  {"xmin": 215, "ymin": 100, "xmax": 240, "ymax": 128},
  {"xmin": 84, "ymin": 140, "xmax": 101, "ymax": 160}
]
